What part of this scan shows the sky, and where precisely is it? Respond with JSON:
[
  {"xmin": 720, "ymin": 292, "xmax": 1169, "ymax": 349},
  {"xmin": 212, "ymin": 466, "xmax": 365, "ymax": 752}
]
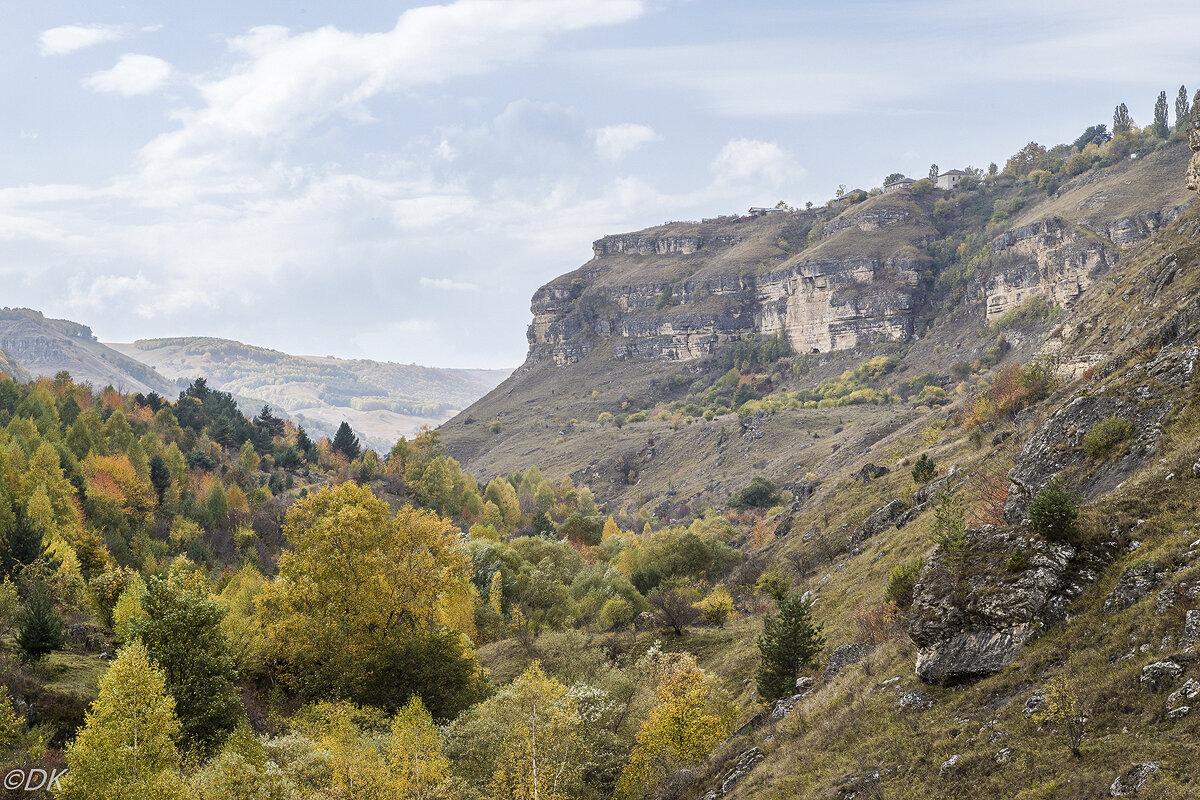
[{"xmin": 1, "ymin": 1, "xmax": 1196, "ymax": 369}]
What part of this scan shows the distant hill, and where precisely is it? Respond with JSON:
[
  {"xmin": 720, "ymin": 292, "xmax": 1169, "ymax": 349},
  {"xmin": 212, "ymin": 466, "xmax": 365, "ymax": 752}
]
[
  {"xmin": 109, "ymin": 337, "xmax": 511, "ymax": 451},
  {"xmin": 0, "ymin": 308, "xmax": 176, "ymax": 395}
]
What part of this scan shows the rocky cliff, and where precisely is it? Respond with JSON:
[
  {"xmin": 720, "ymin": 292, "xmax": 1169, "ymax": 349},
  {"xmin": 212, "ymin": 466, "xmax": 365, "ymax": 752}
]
[
  {"xmin": 523, "ymin": 143, "xmax": 1194, "ymax": 368},
  {"xmin": 1189, "ymin": 93, "xmax": 1200, "ymax": 191},
  {"xmin": 528, "ymin": 195, "xmax": 930, "ymax": 366}
]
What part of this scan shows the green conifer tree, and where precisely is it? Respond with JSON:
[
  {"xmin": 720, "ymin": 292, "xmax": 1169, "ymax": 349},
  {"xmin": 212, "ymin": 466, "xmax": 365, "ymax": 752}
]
[
  {"xmin": 756, "ymin": 591, "xmax": 825, "ymax": 701},
  {"xmin": 16, "ymin": 580, "xmax": 65, "ymax": 661},
  {"xmin": 332, "ymin": 421, "xmax": 362, "ymax": 460},
  {"xmin": 1153, "ymin": 90, "xmax": 1170, "ymax": 138}
]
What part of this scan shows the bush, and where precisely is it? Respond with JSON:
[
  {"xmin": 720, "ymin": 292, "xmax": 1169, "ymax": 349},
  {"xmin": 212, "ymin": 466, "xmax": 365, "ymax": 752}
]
[
  {"xmin": 1030, "ymin": 477, "xmax": 1079, "ymax": 542},
  {"xmin": 885, "ymin": 558, "xmax": 924, "ymax": 609},
  {"xmin": 598, "ymin": 596, "xmax": 635, "ymax": 630},
  {"xmin": 729, "ymin": 477, "xmax": 782, "ymax": 509},
  {"xmin": 911, "ymin": 453, "xmax": 936, "ymax": 485},
  {"xmin": 1082, "ymin": 415, "xmax": 1133, "ymax": 459},
  {"xmin": 696, "ymin": 585, "xmax": 734, "ymax": 626}
]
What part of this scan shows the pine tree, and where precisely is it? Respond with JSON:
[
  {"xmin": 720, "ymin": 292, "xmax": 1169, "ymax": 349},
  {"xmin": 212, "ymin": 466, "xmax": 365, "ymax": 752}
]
[
  {"xmin": 1153, "ymin": 90, "xmax": 1170, "ymax": 138},
  {"xmin": 928, "ymin": 163, "xmax": 939, "ymax": 180},
  {"xmin": 148, "ymin": 454, "xmax": 172, "ymax": 503},
  {"xmin": 296, "ymin": 426, "xmax": 314, "ymax": 457},
  {"xmin": 16, "ymin": 580, "xmax": 65, "ymax": 662},
  {"xmin": 755, "ymin": 591, "xmax": 825, "ymax": 701},
  {"xmin": 58, "ymin": 641, "xmax": 191, "ymax": 800},
  {"xmin": 1, "ymin": 505, "xmax": 55, "ymax": 579},
  {"xmin": 332, "ymin": 421, "xmax": 361, "ymax": 460},
  {"xmin": 1176, "ymin": 85, "xmax": 1191, "ymax": 132}
]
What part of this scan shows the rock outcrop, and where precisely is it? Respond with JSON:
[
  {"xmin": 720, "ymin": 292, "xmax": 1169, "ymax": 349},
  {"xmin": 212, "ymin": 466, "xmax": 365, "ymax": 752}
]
[
  {"xmin": 985, "ymin": 217, "xmax": 1115, "ymax": 320},
  {"xmin": 526, "ymin": 200, "xmax": 930, "ymax": 366},
  {"xmin": 1005, "ymin": 394, "xmax": 1169, "ymax": 523},
  {"xmin": 1110, "ymin": 762, "xmax": 1160, "ymax": 796},
  {"xmin": 908, "ymin": 526, "xmax": 1106, "ymax": 685}
]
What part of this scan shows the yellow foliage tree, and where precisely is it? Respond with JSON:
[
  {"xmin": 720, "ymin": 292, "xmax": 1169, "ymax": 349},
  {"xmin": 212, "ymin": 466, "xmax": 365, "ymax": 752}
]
[
  {"xmin": 1035, "ymin": 676, "xmax": 1088, "ymax": 757},
  {"xmin": 489, "ymin": 663, "xmax": 581, "ymax": 800},
  {"xmin": 601, "ymin": 516, "xmax": 621, "ymax": 543},
  {"xmin": 58, "ymin": 642, "xmax": 192, "ymax": 800},
  {"xmin": 387, "ymin": 695, "xmax": 450, "ymax": 800},
  {"xmin": 260, "ymin": 482, "xmax": 475, "ymax": 698},
  {"xmin": 616, "ymin": 660, "xmax": 734, "ymax": 799}
]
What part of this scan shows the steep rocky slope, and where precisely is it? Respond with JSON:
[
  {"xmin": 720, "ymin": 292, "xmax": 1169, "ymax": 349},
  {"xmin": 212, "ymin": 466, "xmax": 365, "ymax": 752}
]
[
  {"xmin": 441, "ymin": 131, "xmax": 1200, "ymax": 797},
  {"xmin": 0, "ymin": 308, "xmax": 175, "ymax": 395},
  {"xmin": 444, "ymin": 141, "xmax": 1194, "ymax": 496}
]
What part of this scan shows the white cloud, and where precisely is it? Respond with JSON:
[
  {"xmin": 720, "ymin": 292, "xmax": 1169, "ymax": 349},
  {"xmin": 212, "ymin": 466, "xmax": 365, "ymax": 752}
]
[
  {"xmin": 39, "ymin": 24, "xmax": 127, "ymax": 56},
  {"xmin": 594, "ymin": 123, "xmax": 660, "ymax": 160},
  {"xmin": 140, "ymin": 0, "xmax": 644, "ymax": 177},
  {"xmin": 711, "ymin": 139, "xmax": 804, "ymax": 187},
  {"xmin": 83, "ymin": 54, "xmax": 172, "ymax": 96},
  {"xmin": 420, "ymin": 276, "xmax": 478, "ymax": 291}
]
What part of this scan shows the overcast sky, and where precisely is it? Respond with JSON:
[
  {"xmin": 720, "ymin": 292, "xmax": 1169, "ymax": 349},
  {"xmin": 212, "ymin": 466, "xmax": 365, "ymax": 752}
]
[{"xmin": 1, "ymin": 1, "xmax": 1196, "ymax": 368}]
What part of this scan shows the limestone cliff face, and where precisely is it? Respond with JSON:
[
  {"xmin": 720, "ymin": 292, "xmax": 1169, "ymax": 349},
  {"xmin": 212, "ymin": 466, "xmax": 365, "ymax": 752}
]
[
  {"xmin": 528, "ymin": 219, "xmax": 923, "ymax": 366},
  {"xmin": 984, "ymin": 217, "xmax": 1115, "ymax": 320}
]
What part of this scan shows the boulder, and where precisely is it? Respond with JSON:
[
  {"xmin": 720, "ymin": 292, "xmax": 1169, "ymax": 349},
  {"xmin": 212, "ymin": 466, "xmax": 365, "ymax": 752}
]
[
  {"xmin": 915, "ymin": 626, "xmax": 1032, "ymax": 686},
  {"xmin": 719, "ymin": 748, "xmax": 764, "ymax": 795},
  {"xmin": 939, "ymin": 754, "xmax": 960, "ymax": 777},
  {"xmin": 849, "ymin": 500, "xmax": 908, "ymax": 547},
  {"xmin": 897, "ymin": 689, "xmax": 935, "ymax": 711},
  {"xmin": 1166, "ymin": 705, "xmax": 1191, "ymax": 721},
  {"xmin": 909, "ymin": 525, "xmax": 1090, "ymax": 686},
  {"xmin": 856, "ymin": 463, "xmax": 890, "ymax": 482},
  {"xmin": 822, "ymin": 643, "xmax": 873, "ymax": 683},
  {"xmin": 1166, "ymin": 677, "xmax": 1200, "ymax": 706},
  {"xmin": 1181, "ymin": 608, "xmax": 1200, "ymax": 649},
  {"xmin": 1139, "ymin": 660, "xmax": 1184, "ymax": 692},
  {"xmin": 1110, "ymin": 762, "xmax": 1160, "ymax": 796},
  {"xmin": 1104, "ymin": 563, "xmax": 1163, "ymax": 612}
]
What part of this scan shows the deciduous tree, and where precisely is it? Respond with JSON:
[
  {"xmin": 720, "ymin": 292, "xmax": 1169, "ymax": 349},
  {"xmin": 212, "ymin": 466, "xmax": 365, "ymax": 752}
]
[
  {"xmin": 261, "ymin": 483, "xmax": 477, "ymax": 710},
  {"xmin": 617, "ymin": 658, "xmax": 732, "ymax": 800},
  {"xmin": 58, "ymin": 642, "xmax": 191, "ymax": 800}
]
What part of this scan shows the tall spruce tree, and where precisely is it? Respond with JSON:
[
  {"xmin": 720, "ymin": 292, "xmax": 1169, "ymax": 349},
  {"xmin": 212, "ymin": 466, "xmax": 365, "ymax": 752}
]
[
  {"xmin": 16, "ymin": 580, "xmax": 65, "ymax": 661},
  {"xmin": 332, "ymin": 421, "xmax": 362, "ymax": 460},
  {"xmin": 1176, "ymin": 85, "xmax": 1191, "ymax": 132},
  {"xmin": 756, "ymin": 591, "xmax": 825, "ymax": 701},
  {"xmin": 148, "ymin": 454, "xmax": 172, "ymax": 503}
]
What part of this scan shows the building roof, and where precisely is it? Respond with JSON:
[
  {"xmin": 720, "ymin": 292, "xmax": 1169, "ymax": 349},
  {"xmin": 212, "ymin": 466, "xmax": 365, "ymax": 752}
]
[
  {"xmin": 884, "ymin": 177, "xmax": 915, "ymax": 186},
  {"xmin": 938, "ymin": 169, "xmax": 967, "ymax": 177}
]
